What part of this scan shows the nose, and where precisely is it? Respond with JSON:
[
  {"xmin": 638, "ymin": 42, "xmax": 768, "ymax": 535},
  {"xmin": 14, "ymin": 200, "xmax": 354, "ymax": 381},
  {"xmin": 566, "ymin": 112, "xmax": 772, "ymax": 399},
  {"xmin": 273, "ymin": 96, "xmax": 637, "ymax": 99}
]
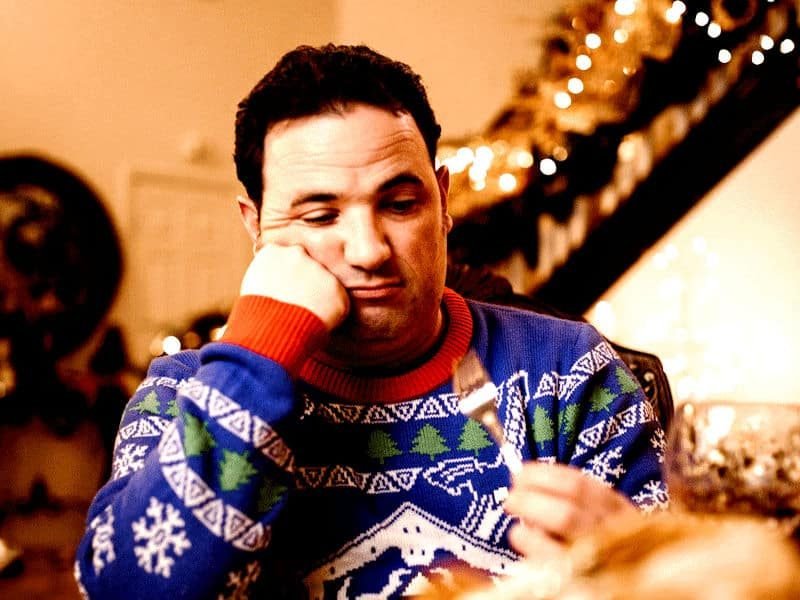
[{"xmin": 343, "ymin": 212, "xmax": 391, "ymax": 270}]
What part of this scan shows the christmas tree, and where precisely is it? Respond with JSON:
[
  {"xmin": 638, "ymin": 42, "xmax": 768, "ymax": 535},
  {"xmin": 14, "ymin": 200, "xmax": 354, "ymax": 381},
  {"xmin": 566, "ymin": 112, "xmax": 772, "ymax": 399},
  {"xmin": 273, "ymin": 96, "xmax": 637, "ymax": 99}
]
[
  {"xmin": 133, "ymin": 391, "xmax": 160, "ymax": 415},
  {"xmin": 532, "ymin": 405, "xmax": 555, "ymax": 450},
  {"xmin": 457, "ymin": 419, "xmax": 494, "ymax": 457},
  {"xmin": 367, "ymin": 430, "xmax": 403, "ymax": 465},
  {"xmin": 183, "ymin": 412, "xmax": 216, "ymax": 457},
  {"xmin": 590, "ymin": 385, "xmax": 616, "ymax": 413},
  {"xmin": 218, "ymin": 450, "xmax": 258, "ymax": 492},
  {"xmin": 411, "ymin": 424, "xmax": 450, "ymax": 461},
  {"xmin": 615, "ymin": 365, "xmax": 640, "ymax": 394}
]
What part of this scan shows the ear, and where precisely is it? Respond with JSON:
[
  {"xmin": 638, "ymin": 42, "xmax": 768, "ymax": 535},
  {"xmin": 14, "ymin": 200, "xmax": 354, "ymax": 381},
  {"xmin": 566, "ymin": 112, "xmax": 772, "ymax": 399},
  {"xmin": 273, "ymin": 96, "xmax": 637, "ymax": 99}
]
[
  {"xmin": 237, "ymin": 194, "xmax": 261, "ymax": 243},
  {"xmin": 436, "ymin": 165, "xmax": 453, "ymax": 233}
]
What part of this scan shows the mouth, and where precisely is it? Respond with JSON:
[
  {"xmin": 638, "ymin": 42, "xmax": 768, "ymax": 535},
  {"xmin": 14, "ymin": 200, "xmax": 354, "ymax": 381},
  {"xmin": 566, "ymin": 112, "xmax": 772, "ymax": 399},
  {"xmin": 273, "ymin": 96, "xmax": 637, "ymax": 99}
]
[{"xmin": 347, "ymin": 282, "xmax": 403, "ymax": 300}]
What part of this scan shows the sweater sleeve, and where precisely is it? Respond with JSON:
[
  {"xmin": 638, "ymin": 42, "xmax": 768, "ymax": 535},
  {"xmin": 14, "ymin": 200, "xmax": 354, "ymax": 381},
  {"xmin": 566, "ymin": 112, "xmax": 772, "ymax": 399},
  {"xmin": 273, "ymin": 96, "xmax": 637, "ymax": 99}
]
[
  {"xmin": 74, "ymin": 297, "xmax": 327, "ymax": 598},
  {"xmin": 536, "ymin": 322, "xmax": 670, "ymax": 514}
]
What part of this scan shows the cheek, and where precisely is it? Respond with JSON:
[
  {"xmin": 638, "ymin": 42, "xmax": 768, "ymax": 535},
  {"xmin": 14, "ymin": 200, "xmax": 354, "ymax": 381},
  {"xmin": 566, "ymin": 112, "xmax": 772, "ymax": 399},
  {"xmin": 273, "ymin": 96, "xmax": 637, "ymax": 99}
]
[
  {"xmin": 403, "ymin": 221, "xmax": 447, "ymax": 270},
  {"xmin": 263, "ymin": 226, "xmax": 341, "ymax": 266},
  {"xmin": 294, "ymin": 229, "xmax": 342, "ymax": 267}
]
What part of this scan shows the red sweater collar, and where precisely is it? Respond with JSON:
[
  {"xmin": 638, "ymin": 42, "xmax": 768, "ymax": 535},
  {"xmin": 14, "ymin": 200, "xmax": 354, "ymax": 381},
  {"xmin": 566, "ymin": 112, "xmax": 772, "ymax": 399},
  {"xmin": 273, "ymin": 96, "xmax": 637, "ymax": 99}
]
[{"xmin": 299, "ymin": 289, "xmax": 473, "ymax": 403}]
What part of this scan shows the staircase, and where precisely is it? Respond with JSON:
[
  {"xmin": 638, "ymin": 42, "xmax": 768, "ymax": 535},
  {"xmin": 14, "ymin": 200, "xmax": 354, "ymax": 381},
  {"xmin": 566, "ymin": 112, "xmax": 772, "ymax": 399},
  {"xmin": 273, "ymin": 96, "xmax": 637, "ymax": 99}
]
[{"xmin": 443, "ymin": 0, "xmax": 799, "ymax": 315}]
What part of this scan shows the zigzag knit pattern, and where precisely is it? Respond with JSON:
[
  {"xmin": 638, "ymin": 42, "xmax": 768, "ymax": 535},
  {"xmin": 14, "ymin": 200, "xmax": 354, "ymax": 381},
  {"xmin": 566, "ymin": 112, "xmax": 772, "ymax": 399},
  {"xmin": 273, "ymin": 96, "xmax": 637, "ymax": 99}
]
[{"xmin": 75, "ymin": 290, "xmax": 667, "ymax": 599}]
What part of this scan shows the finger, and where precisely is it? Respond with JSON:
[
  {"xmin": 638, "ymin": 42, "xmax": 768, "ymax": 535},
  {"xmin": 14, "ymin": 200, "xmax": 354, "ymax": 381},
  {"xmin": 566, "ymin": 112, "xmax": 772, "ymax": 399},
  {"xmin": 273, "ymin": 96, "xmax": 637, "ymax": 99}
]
[
  {"xmin": 505, "ymin": 489, "xmax": 596, "ymax": 540},
  {"xmin": 512, "ymin": 463, "xmax": 634, "ymax": 516},
  {"xmin": 512, "ymin": 462, "xmax": 588, "ymax": 501},
  {"xmin": 507, "ymin": 523, "xmax": 567, "ymax": 559}
]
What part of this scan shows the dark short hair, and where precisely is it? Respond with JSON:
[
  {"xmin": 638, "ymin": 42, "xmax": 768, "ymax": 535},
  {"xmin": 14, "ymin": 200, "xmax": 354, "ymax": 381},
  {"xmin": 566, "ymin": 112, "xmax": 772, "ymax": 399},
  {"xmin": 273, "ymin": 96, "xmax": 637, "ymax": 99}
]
[{"xmin": 234, "ymin": 43, "xmax": 442, "ymax": 210}]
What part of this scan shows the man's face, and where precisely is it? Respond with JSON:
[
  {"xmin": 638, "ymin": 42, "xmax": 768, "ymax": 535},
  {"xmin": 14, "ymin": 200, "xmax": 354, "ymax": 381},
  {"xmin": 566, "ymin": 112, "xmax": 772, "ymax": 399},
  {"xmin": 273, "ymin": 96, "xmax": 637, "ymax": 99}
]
[{"xmin": 254, "ymin": 103, "xmax": 451, "ymax": 367}]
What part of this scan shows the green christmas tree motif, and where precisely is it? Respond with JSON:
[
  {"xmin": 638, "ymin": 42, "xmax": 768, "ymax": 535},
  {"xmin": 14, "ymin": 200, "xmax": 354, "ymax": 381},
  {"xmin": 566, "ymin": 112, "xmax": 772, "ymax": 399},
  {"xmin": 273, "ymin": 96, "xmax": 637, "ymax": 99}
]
[
  {"xmin": 165, "ymin": 399, "xmax": 179, "ymax": 418},
  {"xmin": 133, "ymin": 391, "xmax": 160, "ymax": 415},
  {"xmin": 218, "ymin": 450, "xmax": 258, "ymax": 492},
  {"xmin": 615, "ymin": 366, "xmax": 639, "ymax": 394},
  {"xmin": 410, "ymin": 424, "xmax": 450, "ymax": 461},
  {"xmin": 532, "ymin": 405, "xmax": 555, "ymax": 450},
  {"xmin": 589, "ymin": 386, "xmax": 616, "ymax": 413},
  {"xmin": 183, "ymin": 413, "xmax": 217, "ymax": 457},
  {"xmin": 558, "ymin": 403, "xmax": 580, "ymax": 445},
  {"xmin": 257, "ymin": 477, "xmax": 288, "ymax": 513},
  {"xmin": 366, "ymin": 430, "xmax": 402, "ymax": 465},
  {"xmin": 457, "ymin": 419, "xmax": 493, "ymax": 457}
]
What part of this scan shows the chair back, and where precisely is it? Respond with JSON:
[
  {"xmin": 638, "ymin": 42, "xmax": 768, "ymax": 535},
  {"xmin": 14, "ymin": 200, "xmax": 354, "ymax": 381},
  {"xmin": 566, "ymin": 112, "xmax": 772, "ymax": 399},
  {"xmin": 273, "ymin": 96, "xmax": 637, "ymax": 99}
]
[{"xmin": 446, "ymin": 262, "xmax": 674, "ymax": 432}]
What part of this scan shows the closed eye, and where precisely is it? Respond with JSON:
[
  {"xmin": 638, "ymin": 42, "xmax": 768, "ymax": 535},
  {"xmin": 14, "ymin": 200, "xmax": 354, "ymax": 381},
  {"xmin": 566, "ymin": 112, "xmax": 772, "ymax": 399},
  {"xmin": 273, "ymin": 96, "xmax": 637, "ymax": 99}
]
[
  {"xmin": 384, "ymin": 198, "xmax": 419, "ymax": 215},
  {"xmin": 299, "ymin": 210, "xmax": 338, "ymax": 226}
]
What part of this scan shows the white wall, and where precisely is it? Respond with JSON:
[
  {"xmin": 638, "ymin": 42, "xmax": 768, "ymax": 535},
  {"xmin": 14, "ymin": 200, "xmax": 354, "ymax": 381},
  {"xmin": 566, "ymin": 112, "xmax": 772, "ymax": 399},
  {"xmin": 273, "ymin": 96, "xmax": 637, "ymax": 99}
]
[
  {"xmin": 2, "ymin": 0, "xmax": 338, "ymax": 364},
  {"xmin": 587, "ymin": 109, "xmax": 800, "ymax": 406}
]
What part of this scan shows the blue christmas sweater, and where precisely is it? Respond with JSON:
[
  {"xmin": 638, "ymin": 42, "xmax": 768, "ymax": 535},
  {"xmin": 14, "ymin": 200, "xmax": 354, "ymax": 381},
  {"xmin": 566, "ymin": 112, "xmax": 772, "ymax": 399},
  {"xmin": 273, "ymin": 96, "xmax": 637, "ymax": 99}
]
[{"xmin": 75, "ymin": 289, "xmax": 668, "ymax": 599}]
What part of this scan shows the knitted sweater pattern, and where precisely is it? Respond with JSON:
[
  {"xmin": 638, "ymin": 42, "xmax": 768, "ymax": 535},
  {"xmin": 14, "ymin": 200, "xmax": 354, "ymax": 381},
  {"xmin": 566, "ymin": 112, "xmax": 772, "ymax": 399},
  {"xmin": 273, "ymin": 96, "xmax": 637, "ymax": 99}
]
[{"xmin": 75, "ymin": 290, "xmax": 668, "ymax": 599}]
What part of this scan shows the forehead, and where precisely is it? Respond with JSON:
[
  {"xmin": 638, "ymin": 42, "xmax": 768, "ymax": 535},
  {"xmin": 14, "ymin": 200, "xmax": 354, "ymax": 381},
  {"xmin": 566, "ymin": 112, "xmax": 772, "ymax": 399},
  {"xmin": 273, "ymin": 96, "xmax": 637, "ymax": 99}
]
[{"xmin": 261, "ymin": 104, "xmax": 432, "ymax": 197}]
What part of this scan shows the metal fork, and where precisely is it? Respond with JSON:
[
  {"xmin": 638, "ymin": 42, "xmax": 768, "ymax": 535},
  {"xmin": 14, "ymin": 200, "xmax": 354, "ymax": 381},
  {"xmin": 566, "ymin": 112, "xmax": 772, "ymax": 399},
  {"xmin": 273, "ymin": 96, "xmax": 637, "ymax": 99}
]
[{"xmin": 453, "ymin": 349, "xmax": 522, "ymax": 474}]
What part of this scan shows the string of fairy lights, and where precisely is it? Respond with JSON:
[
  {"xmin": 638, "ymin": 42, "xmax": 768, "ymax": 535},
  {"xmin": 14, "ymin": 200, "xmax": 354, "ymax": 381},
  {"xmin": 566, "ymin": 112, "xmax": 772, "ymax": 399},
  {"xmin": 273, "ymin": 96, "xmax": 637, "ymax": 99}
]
[{"xmin": 440, "ymin": 0, "xmax": 797, "ymax": 229}]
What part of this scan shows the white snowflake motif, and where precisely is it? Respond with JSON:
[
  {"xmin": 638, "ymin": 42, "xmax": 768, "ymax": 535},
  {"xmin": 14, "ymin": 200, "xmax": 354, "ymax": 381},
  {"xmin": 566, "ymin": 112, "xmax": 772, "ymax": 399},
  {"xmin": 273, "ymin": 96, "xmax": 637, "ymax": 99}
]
[
  {"xmin": 651, "ymin": 428, "xmax": 667, "ymax": 464},
  {"xmin": 132, "ymin": 497, "xmax": 192, "ymax": 578},
  {"xmin": 90, "ymin": 505, "xmax": 116, "ymax": 574},
  {"xmin": 632, "ymin": 480, "xmax": 670, "ymax": 514},
  {"xmin": 582, "ymin": 446, "xmax": 625, "ymax": 486},
  {"xmin": 113, "ymin": 443, "xmax": 148, "ymax": 479},
  {"xmin": 218, "ymin": 561, "xmax": 262, "ymax": 600}
]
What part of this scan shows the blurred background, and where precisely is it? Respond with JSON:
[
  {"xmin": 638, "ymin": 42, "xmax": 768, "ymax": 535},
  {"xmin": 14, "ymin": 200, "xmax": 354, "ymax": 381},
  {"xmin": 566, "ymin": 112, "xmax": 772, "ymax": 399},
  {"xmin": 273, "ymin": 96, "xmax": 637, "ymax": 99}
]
[{"xmin": 1, "ymin": 0, "xmax": 798, "ymax": 597}]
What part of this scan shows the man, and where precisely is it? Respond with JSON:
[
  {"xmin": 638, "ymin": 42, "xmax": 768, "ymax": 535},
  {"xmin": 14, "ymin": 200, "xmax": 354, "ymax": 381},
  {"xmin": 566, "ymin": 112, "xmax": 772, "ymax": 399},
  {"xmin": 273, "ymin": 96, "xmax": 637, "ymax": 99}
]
[{"xmin": 76, "ymin": 44, "xmax": 667, "ymax": 598}]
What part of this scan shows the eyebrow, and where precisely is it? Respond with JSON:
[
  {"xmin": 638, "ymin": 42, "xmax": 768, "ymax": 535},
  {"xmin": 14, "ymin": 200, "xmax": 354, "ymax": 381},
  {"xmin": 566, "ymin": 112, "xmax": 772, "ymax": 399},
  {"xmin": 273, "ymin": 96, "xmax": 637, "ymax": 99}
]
[{"xmin": 289, "ymin": 172, "xmax": 426, "ymax": 208}]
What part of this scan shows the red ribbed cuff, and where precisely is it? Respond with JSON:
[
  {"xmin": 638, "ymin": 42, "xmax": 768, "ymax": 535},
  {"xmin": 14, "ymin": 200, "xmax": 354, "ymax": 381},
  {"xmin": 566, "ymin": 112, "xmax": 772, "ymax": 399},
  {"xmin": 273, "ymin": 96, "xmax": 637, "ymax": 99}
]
[{"xmin": 221, "ymin": 295, "xmax": 328, "ymax": 377}]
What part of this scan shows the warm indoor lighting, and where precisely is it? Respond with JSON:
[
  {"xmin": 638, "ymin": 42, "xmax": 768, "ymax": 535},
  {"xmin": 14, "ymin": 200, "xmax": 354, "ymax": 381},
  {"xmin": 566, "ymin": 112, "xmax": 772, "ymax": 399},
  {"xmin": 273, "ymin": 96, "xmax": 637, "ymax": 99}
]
[
  {"xmin": 751, "ymin": 50, "xmax": 765, "ymax": 65},
  {"xmin": 760, "ymin": 35, "xmax": 775, "ymax": 50},
  {"xmin": 513, "ymin": 149, "xmax": 534, "ymax": 168},
  {"xmin": 694, "ymin": 11, "xmax": 710, "ymax": 27},
  {"xmin": 576, "ymin": 54, "xmax": 592, "ymax": 70},
  {"xmin": 614, "ymin": 0, "xmax": 636, "ymax": 17},
  {"xmin": 498, "ymin": 173, "xmax": 518, "ymax": 192},
  {"xmin": 539, "ymin": 158, "xmax": 557, "ymax": 176},
  {"xmin": 585, "ymin": 33, "xmax": 601, "ymax": 49},
  {"xmin": 162, "ymin": 335, "xmax": 181, "ymax": 355},
  {"xmin": 617, "ymin": 138, "xmax": 637, "ymax": 162},
  {"xmin": 468, "ymin": 164, "xmax": 487, "ymax": 182},
  {"xmin": 665, "ymin": 1, "xmax": 686, "ymax": 23},
  {"xmin": 443, "ymin": 156, "xmax": 466, "ymax": 174},
  {"xmin": 469, "ymin": 179, "xmax": 486, "ymax": 191},
  {"xmin": 456, "ymin": 146, "xmax": 474, "ymax": 163},
  {"xmin": 780, "ymin": 39, "xmax": 795, "ymax": 54},
  {"xmin": 707, "ymin": 22, "xmax": 722, "ymax": 38},
  {"xmin": 588, "ymin": 300, "xmax": 617, "ymax": 337},
  {"xmin": 717, "ymin": 49, "xmax": 732, "ymax": 63},
  {"xmin": 554, "ymin": 91, "xmax": 572, "ymax": 108},
  {"xmin": 474, "ymin": 145, "xmax": 494, "ymax": 169},
  {"xmin": 567, "ymin": 77, "xmax": 584, "ymax": 94},
  {"xmin": 552, "ymin": 146, "xmax": 569, "ymax": 161},
  {"xmin": 445, "ymin": 147, "xmax": 475, "ymax": 174},
  {"xmin": 614, "ymin": 28, "xmax": 629, "ymax": 44},
  {"xmin": 665, "ymin": 7, "xmax": 682, "ymax": 24}
]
